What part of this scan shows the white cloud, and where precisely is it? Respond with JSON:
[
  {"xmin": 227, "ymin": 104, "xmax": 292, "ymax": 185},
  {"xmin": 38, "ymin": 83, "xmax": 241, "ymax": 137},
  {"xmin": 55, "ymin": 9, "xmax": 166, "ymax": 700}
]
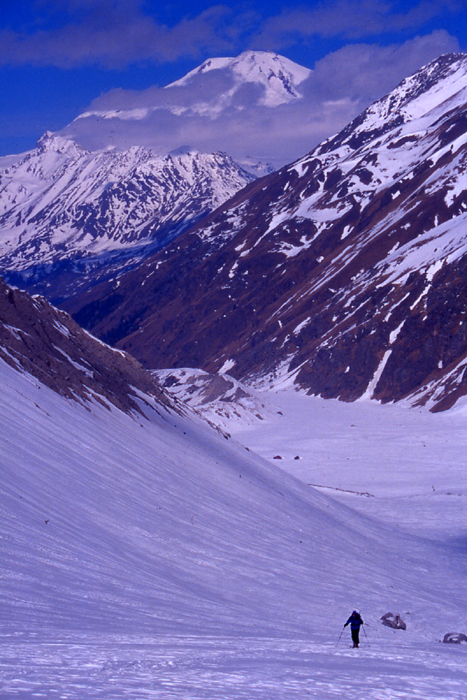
[
  {"xmin": 0, "ymin": 3, "xmax": 237, "ymax": 68},
  {"xmin": 60, "ymin": 31, "xmax": 460, "ymax": 168}
]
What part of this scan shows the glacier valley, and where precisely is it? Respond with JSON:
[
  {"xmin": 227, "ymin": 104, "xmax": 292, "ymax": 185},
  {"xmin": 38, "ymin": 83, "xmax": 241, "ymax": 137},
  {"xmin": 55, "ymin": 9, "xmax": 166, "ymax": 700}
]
[{"xmin": 1, "ymin": 357, "xmax": 466, "ymax": 699}]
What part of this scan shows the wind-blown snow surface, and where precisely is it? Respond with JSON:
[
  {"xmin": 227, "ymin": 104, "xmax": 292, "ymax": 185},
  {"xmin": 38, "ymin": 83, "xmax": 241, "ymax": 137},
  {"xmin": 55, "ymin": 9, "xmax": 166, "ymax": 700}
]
[{"xmin": 1, "ymin": 360, "xmax": 467, "ymax": 698}]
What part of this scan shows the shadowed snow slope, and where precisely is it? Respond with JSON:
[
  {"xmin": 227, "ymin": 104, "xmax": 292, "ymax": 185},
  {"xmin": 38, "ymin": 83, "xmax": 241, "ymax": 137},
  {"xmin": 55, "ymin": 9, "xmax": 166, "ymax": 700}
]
[{"xmin": 1, "ymin": 356, "xmax": 467, "ymax": 641}]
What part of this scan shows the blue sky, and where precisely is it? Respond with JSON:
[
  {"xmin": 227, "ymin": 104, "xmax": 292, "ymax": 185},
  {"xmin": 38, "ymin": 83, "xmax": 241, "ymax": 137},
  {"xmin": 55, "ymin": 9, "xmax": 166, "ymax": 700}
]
[{"xmin": 0, "ymin": 0, "xmax": 466, "ymax": 156}]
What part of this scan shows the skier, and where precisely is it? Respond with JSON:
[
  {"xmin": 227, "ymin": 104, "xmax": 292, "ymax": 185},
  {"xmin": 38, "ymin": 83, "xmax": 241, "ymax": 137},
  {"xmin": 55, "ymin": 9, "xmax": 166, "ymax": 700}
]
[{"xmin": 344, "ymin": 610, "xmax": 364, "ymax": 648}]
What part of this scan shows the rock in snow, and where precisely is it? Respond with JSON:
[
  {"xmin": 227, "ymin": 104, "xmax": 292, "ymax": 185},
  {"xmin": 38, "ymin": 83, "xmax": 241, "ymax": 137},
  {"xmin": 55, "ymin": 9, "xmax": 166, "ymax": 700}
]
[
  {"xmin": 381, "ymin": 612, "xmax": 407, "ymax": 630},
  {"xmin": 443, "ymin": 632, "xmax": 467, "ymax": 643}
]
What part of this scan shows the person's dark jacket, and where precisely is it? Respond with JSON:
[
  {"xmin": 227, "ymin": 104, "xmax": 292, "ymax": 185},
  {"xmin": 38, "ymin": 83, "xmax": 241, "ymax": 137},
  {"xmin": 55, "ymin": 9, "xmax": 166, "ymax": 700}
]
[{"xmin": 344, "ymin": 611, "xmax": 363, "ymax": 629}]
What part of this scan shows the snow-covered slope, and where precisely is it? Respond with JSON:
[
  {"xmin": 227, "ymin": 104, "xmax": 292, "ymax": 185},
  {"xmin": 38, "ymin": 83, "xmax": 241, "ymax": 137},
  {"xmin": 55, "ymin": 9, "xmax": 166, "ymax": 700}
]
[
  {"xmin": 2, "ymin": 351, "xmax": 467, "ymax": 697},
  {"xmin": 2, "ymin": 277, "xmax": 467, "ymax": 696},
  {"xmin": 166, "ymin": 50, "xmax": 311, "ymax": 108},
  {"xmin": 6, "ymin": 275, "xmax": 461, "ymax": 635},
  {"xmin": 67, "ymin": 53, "xmax": 467, "ymax": 411},
  {"xmin": 0, "ymin": 133, "xmax": 253, "ymax": 301},
  {"xmin": 1, "ymin": 288, "xmax": 457, "ymax": 633},
  {"xmin": 151, "ymin": 366, "xmax": 467, "ymax": 541}
]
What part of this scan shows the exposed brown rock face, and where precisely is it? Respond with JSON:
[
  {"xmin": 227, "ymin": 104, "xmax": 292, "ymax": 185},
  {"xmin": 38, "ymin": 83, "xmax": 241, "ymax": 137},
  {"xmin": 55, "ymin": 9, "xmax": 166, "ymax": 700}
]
[
  {"xmin": 59, "ymin": 54, "xmax": 467, "ymax": 410},
  {"xmin": 0, "ymin": 278, "xmax": 173, "ymax": 416}
]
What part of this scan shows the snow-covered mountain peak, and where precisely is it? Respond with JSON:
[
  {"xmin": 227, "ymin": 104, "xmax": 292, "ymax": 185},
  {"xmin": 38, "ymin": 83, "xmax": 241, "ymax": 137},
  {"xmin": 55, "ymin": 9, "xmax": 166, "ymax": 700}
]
[
  {"xmin": 0, "ymin": 139, "xmax": 255, "ymax": 299},
  {"xmin": 68, "ymin": 51, "xmax": 467, "ymax": 412},
  {"xmin": 75, "ymin": 51, "xmax": 311, "ymax": 126},
  {"xmin": 55, "ymin": 50, "xmax": 315, "ymax": 164},
  {"xmin": 319, "ymin": 53, "xmax": 467, "ymax": 154},
  {"xmin": 168, "ymin": 50, "xmax": 311, "ymax": 107},
  {"xmin": 36, "ymin": 130, "xmax": 88, "ymax": 158},
  {"xmin": 168, "ymin": 144, "xmax": 198, "ymax": 156},
  {"xmin": 167, "ymin": 55, "xmax": 234, "ymax": 84},
  {"xmin": 369, "ymin": 53, "xmax": 467, "ymax": 123}
]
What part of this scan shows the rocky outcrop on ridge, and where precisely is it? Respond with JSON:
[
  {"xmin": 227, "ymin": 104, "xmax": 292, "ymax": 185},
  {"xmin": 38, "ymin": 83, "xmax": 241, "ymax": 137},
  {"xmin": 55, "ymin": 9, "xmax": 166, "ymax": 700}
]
[{"xmin": 0, "ymin": 277, "xmax": 173, "ymax": 416}]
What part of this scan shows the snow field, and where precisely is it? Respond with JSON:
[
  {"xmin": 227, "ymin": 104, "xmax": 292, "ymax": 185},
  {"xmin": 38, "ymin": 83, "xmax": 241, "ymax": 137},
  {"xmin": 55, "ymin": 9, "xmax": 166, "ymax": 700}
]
[
  {"xmin": 1, "ymin": 634, "xmax": 467, "ymax": 699},
  {"xmin": 229, "ymin": 389, "xmax": 467, "ymax": 540},
  {"xmin": 1, "ymin": 359, "xmax": 467, "ymax": 698}
]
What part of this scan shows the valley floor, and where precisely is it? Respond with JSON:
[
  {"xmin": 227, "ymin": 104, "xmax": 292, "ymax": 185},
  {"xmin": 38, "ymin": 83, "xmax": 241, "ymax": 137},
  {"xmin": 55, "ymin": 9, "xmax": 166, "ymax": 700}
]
[
  {"xmin": 2, "ymin": 366, "xmax": 467, "ymax": 699},
  {"xmin": 229, "ymin": 388, "xmax": 467, "ymax": 542},
  {"xmin": 1, "ymin": 633, "xmax": 467, "ymax": 699}
]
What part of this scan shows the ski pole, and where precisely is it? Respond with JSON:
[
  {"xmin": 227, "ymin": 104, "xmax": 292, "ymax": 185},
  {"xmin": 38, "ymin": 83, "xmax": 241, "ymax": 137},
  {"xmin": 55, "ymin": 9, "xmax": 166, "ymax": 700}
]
[
  {"xmin": 335, "ymin": 627, "xmax": 345, "ymax": 647},
  {"xmin": 362, "ymin": 624, "xmax": 370, "ymax": 648}
]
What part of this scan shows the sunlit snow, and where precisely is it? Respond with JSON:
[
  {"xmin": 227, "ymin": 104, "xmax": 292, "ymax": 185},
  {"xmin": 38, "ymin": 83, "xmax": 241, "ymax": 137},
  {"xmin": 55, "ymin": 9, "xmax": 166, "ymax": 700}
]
[{"xmin": 2, "ymin": 358, "xmax": 467, "ymax": 698}]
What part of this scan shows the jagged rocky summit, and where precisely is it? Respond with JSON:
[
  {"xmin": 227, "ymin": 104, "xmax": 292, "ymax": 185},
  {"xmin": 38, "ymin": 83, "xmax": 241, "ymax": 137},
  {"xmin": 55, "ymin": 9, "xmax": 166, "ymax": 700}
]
[
  {"xmin": 65, "ymin": 53, "xmax": 467, "ymax": 411},
  {"xmin": 0, "ymin": 134, "xmax": 254, "ymax": 302}
]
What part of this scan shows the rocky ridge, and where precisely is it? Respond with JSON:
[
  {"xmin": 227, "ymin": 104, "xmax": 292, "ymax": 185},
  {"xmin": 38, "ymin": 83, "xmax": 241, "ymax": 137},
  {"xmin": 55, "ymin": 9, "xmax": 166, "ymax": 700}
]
[
  {"xmin": 152, "ymin": 367, "xmax": 277, "ymax": 429},
  {"xmin": 65, "ymin": 53, "xmax": 467, "ymax": 411},
  {"xmin": 0, "ymin": 276, "xmax": 174, "ymax": 416},
  {"xmin": 0, "ymin": 134, "xmax": 254, "ymax": 302}
]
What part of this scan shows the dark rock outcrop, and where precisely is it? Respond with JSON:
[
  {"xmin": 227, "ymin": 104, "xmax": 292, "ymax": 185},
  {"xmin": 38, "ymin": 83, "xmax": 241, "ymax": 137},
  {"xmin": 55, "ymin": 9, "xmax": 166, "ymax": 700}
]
[
  {"xmin": 443, "ymin": 632, "xmax": 467, "ymax": 643},
  {"xmin": 0, "ymin": 277, "xmax": 173, "ymax": 416},
  {"xmin": 381, "ymin": 613, "xmax": 407, "ymax": 630}
]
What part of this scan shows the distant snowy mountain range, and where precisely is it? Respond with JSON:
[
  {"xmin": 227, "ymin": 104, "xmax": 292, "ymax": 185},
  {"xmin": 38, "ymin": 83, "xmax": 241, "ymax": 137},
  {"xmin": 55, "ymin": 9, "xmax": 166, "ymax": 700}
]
[
  {"xmin": 0, "ymin": 133, "xmax": 254, "ymax": 301},
  {"xmin": 4, "ymin": 51, "xmax": 467, "ymax": 410},
  {"xmin": 0, "ymin": 51, "xmax": 311, "ymax": 300},
  {"xmin": 64, "ymin": 53, "xmax": 467, "ymax": 412}
]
